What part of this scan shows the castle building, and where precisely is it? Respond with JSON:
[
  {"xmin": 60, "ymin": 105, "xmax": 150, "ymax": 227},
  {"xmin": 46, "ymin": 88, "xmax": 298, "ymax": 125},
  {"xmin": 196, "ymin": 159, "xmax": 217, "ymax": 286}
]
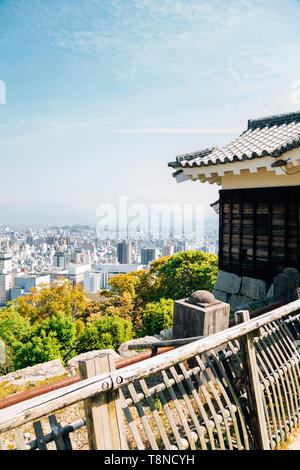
[{"xmin": 169, "ymin": 111, "xmax": 300, "ymax": 301}]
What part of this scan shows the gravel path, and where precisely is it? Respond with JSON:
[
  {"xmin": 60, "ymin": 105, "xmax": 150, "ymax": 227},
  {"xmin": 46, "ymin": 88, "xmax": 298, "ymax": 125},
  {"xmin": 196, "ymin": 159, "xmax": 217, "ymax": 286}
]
[{"xmin": 287, "ymin": 428, "xmax": 300, "ymax": 450}]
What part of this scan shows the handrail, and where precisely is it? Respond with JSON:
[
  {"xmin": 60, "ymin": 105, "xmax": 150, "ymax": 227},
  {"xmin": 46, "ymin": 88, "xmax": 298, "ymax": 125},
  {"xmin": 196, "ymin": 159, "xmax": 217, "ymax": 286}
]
[
  {"xmin": 0, "ymin": 298, "xmax": 299, "ymax": 434},
  {"xmin": 0, "ymin": 300, "xmax": 284, "ymax": 412},
  {"xmin": 0, "ymin": 347, "xmax": 174, "ymax": 411}
]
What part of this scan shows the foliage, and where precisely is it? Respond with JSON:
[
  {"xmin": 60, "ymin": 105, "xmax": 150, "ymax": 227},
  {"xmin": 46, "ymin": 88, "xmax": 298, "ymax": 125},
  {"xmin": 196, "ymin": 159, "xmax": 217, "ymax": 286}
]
[
  {"xmin": 10, "ymin": 279, "xmax": 88, "ymax": 322},
  {"xmin": 0, "ymin": 308, "xmax": 32, "ymax": 373},
  {"xmin": 99, "ymin": 250, "xmax": 218, "ymax": 334},
  {"xmin": 13, "ymin": 331, "xmax": 62, "ymax": 370},
  {"xmin": 0, "ymin": 309, "xmax": 77, "ymax": 370},
  {"xmin": 157, "ymin": 250, "xmax": 218, "ymax": 300},
  {"xmin": 77, "ymin": 315, "xmax": 133, "ymax": 353},
  {"xmin": 105, "ymin": 251, "xmax": 218, "ymax": 304},
  {"xmin": 0, "ymin": 250, "xmax": 218, "ymax": 373},
  {"xmin": 141, "ymin": 298, "xmax": 174, "ymax": 336}
]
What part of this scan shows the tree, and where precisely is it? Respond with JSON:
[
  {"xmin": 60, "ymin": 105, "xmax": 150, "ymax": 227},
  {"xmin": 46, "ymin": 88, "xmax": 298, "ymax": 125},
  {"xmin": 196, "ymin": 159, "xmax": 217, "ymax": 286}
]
[
  {"xmin": 0, "ymin": 309, "xmax": 77, "ymax": 370},
  {"xmin": 34, "ymin": 312, "xmax": 77, "ymax": 352},
  {"xmin": 157, "ymin": 251, "xmax": 218, "ymax": 300},
  {"xmin": 13, "ymin": 331, "xmax": 62, "ymax": 370},
  {"xmin": 141, "ymin": 298, "xmax": 174, "ymax": 336},
  {"xmin": 0, "ymin": 308, "xmax": 32, "ymax": 373},
  {"xmin": 98, "ymin": 251, "xmax": 218, "ymax": 335},
  {"xmin": 11, "ymin": 279, "xmax": 88, "ymax": 322},
  {"xmin": 77, "ymin": 315, "xmax": 133, "ymax": 353}
]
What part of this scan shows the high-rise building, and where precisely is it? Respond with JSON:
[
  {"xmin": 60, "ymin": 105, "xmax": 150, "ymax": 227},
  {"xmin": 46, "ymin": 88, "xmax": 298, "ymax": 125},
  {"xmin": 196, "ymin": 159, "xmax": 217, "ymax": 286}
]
[
  {"xmin": 162, "ymin": 245, "xmax": 174, "ymax": 257},
  {"xmin": 83, "ymin": 271, "xmax": 101, "ymax": 293},
  {"xmin": 174, "ymin": 240, "xmax": 187, "ymax": 253},
  {"xmin": 141, "ymin": 248, "xmax": 158, "ymax": 265},
  {"xmin": 117, "ymin": 241, "xmax": 132, "ymax": 264},
  {"xmin": 53, "ymin": 252, "xmax": 66, "ymax": 269},
  {"xmin": 0, "ymin": 273, "xmax": 12, "ymax": 306},
  {"xmin": 0, "ymin": 252, "xmax": 12, "ymax": 274}
]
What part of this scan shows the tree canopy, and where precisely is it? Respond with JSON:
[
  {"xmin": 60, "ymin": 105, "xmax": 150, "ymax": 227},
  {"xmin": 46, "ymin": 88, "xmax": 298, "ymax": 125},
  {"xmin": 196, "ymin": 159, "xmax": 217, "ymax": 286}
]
[{"xmin": 0, "ymin": 250, "xmax": 218, "ymax": 372}]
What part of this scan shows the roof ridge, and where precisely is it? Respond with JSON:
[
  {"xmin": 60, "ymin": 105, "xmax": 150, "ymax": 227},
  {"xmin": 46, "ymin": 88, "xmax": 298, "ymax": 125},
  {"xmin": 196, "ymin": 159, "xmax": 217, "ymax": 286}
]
[
  {"xmin": 175, "ymin": 147, "xmax": 217, "ymax": 162},
  {"xmin": 248, "ymin": 110, "xmax": 300, "ymax": 130}
]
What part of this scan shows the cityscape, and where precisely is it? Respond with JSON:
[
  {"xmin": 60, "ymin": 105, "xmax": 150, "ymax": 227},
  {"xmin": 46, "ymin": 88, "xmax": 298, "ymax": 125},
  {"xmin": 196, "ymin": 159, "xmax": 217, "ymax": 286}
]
[
  {"xmin": 1, "ymin": 0, "xmax": 300, "ymax": 454},
  {"xmin": 0, "ymin": 220, "xmax": 218, "ymax": 306}
]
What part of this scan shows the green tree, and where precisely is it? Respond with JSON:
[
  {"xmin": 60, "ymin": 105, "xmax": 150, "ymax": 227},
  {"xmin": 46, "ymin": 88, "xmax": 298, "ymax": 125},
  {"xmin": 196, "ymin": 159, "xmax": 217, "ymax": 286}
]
[
  {"xmin": 141, "ymin": 298, "xmax": 174, "ymax": 336},
  {"xmin": 77, "ymin": 315, "xmax": 133, "ymax": 353},
  {"xmin": 13, "ymin": 331, "xmax": 62, "ymax": 370},
  {"xmin": 0, "ymin": 309, "xmax": 77, "ymax": 370},
  {"xmin": 157, "ymin": 250, "xmax": 218, "ymax": 300},
  {"xmin": 0, "ymin": 308, "xmax": 32, "ymax": 373}
]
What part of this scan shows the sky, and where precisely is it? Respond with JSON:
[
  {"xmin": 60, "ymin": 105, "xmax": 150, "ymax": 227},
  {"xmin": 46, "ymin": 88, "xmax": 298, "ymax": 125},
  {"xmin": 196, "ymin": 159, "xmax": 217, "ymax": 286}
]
[{"xmin": 1, "ymin": 0, "xmax": 300, "ymax": 222}]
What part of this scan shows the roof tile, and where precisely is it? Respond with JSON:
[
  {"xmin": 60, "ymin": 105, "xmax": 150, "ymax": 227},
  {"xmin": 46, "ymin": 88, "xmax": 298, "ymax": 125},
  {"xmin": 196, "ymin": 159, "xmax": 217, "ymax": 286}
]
[{"xmin": 169, "ymin": 111, "xmax": 300, "ymax": 169}]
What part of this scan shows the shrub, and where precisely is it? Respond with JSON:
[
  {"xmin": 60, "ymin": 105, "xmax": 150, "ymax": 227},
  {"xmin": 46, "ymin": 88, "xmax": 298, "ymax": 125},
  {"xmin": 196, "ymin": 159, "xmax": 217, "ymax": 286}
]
[{"xmin": 141, "ymin": 298, "xmax": 174, "ymax": 336}]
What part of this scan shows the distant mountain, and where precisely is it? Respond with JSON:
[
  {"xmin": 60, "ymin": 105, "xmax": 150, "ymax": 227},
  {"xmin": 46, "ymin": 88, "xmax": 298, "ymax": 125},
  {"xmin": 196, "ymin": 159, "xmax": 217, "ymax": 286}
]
[
  {"xmin": 0, "ymin": 202, "xmax": 219, "ymax": 230},
  {"xmin": 0, "ymin": 202, "xmax": 97, "ymax": 225}
]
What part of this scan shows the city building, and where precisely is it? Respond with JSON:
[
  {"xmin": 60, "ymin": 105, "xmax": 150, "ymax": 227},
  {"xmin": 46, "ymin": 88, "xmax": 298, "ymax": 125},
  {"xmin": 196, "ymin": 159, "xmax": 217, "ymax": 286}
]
[
  {"xmin": 117, "ymin": 241, "xmax": 132, "ymax": 264},
  {"xmin": 53, "ymin": 251, "xmax": 66, "ymax": 269},
  {"xmin": 162, "ymin": 245, "xmax": 174, "ymax": 257},
  {"xmin": 83, "ymin": 271, "xmax": 102, "ymax": 293},
  {"xmin": 0, "ymin": 252, "xmax": 12, "ymax": 274},
  {"xmin": 11, "ymin": 274, "xmax": 50, "ymax": 300},
  {"xmin": 141, "ymin": 248, "xmax": 158, "ymax": 265},
  {"xmin": 96, "ymin": 264, "xmax": 143, "ymax": 289},
  {"xmin": 0, "ymin": 273, "xmax": 12, "ymax": 306},
  {"xmin": 67, "ymin": 264, "xmax": 91, "ymax": 287}
]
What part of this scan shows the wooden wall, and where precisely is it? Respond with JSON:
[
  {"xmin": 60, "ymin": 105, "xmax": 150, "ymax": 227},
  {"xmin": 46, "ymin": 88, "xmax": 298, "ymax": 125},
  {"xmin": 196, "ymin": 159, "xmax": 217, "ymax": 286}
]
[{"xmin": 219, "ymin": 186, "xmax": 300, "ymax": 283}]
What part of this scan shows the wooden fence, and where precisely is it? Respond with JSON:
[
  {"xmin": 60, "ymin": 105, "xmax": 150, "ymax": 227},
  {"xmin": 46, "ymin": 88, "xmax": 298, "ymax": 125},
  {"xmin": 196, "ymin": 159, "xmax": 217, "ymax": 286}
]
[{"xmin": 0, "ymin": 299, "xmax": 300, "ymax": 450}]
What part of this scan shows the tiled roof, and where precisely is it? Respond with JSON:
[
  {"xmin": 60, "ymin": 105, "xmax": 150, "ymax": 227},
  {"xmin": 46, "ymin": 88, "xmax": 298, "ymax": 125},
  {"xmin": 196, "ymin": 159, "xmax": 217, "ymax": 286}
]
[{"xmin": 168, "ymin": 111, "xmax": 300, "ymax": 169}]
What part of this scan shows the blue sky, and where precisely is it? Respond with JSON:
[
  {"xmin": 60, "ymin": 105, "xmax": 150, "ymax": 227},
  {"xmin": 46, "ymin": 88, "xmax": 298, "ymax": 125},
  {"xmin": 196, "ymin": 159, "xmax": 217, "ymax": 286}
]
[{"xmin": 1, "ymin": 0, "xmax": 300, "ymax": 219}]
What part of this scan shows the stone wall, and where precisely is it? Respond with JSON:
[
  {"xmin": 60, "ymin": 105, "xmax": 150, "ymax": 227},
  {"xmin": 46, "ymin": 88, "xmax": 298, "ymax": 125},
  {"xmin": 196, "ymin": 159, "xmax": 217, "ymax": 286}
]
[
  {"xmin": 213, "ymin": 270, "xmax": 274, "ymax": 313},
  {"xmin": 0, "ymin": 359, "xmax": 68, "ymax": 389},
  {"xmin": 66, "ymin": 349, "xmax": 120, "ymax": 373}
]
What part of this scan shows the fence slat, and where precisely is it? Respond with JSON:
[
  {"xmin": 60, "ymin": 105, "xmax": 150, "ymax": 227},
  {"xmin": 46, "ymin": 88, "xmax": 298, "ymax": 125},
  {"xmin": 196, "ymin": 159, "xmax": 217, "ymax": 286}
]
[
  {"xmin": 33, "ymin": 420, "xmax": 48, "ymax": 450},
  {"xmin": 49, "ymin": 414, "xmax": 72, "ymax": 450},
  {"xmin": 79, "ymin": 353, "xmax": 127, "ymax": 450},
  {"xmin": 235, "ymin": 310, "xmax": 270, "ymax": 450},
  {"xmin": 14, "ymin": 428, "xmax": 28, "ymax": 450}
]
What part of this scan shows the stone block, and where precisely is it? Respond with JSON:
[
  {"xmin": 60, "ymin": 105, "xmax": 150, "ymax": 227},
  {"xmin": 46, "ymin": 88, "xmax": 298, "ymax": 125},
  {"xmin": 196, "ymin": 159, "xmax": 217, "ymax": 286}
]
[
  {"xmin": 212, "ymin": 289, "xmax": 229, "ymax": 303},
  {"xmin": 172, "ymin": 290, "xmax": 230, "ymax": 339},
  {"xmin": 118, "ymin": 336, "xmax": 159, "ymax": 358},
  {"xmin": 266, "ymin": 283, "xmax": 274, "ymax": 299},
  {"xmin": 241, "ymin": 276, "xmax": 267, "ymax": 300},
  {"xmin": 0, "ymin": 359, "xmax": 68, "ymax": 388},
  {"xmin": 274, "ymin": 268, "xmax": 300, "ymax": 303},
  {"xmin": 158, "ymin": 328, "xmax": 173, "ymax": 340},
  {"xmin": 229, "ymin": 294, "xmax": 252, "ymax": 312},
  {"xmin": 214, "ymin": 270, "xmax": 241, "ymax": 295}
]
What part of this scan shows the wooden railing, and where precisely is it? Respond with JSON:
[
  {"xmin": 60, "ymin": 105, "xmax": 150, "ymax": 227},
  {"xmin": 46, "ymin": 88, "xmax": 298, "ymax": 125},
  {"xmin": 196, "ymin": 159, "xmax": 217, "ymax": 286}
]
[{"xmin": 0, "ymin": 299, "xmax": 300, "ymax": 450}]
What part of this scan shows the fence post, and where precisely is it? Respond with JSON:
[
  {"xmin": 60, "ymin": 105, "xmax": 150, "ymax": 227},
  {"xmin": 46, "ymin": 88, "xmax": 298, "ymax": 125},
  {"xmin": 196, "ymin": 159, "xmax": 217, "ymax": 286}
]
[
  {"xmin": 235, "ymin": 310, "xmax": 270, "ymax": 450},
  {"xmin": 78, "ymin": 353, "xmax": 127, "ymax": 450}
]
